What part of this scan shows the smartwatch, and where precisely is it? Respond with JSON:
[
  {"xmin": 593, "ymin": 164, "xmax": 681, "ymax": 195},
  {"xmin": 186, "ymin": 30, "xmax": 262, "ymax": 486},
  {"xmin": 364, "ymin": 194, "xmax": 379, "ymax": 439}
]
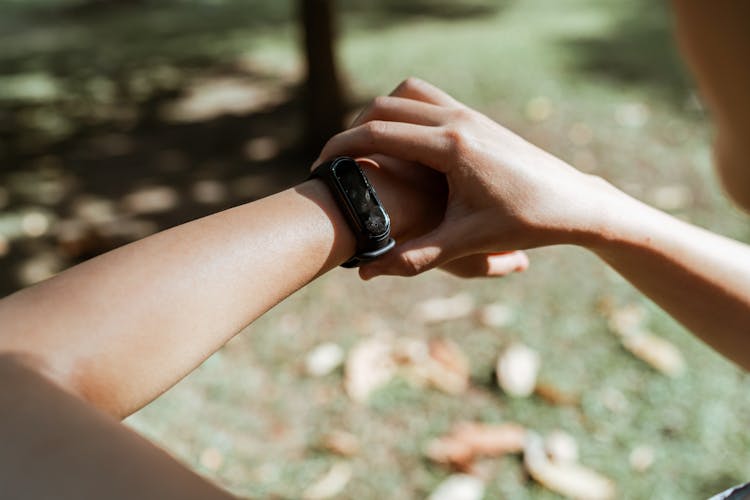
[{"xmin": 310, "ymin": 156, "xmax": 396, "ymax": 268}]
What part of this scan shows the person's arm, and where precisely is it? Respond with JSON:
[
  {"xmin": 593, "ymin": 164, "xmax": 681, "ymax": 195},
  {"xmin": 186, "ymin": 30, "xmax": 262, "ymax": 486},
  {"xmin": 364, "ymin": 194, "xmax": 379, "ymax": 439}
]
[
  {"xmin": 317, "ymin": 78, "xmax": 750, "ymax": 369},
  {"xmin": 0, "ymin": 354, "xmax": 236, "ymax": 500},
  {"xmin": 670, "ymin": 0, "xmax": 750, "ymax": 209},
  {"xmin": 0, "ymin": 160, "xmax": 448, "ymax": 418}
]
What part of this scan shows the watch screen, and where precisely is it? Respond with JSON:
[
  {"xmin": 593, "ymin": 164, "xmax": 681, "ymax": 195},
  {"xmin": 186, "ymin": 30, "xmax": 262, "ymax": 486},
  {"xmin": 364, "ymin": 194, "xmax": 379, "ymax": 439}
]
[{"xmin": 334, "ymin": 159, "xmax": 389, "ymax": 236}]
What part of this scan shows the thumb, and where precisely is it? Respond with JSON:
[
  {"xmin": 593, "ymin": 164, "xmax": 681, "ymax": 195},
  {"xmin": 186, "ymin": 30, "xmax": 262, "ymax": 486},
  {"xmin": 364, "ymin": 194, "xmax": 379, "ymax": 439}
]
[{"xmin": 359, "ymin": 225, "xmax": 456, "ymax": 280}]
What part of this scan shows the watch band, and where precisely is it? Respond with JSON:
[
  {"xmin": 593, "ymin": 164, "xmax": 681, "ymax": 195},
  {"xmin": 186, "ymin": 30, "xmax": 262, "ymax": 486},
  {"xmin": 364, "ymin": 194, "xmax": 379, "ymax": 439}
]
[{"xmin": 310, "ymin": 157, "xmax": 396, "ymax": 268}]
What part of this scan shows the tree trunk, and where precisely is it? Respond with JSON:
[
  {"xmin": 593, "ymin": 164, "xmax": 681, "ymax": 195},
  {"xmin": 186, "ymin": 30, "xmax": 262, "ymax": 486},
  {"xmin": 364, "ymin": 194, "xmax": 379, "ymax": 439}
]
[{"xmin": 299, "ymin": 0, "xmax": 347, "ymax": 156}]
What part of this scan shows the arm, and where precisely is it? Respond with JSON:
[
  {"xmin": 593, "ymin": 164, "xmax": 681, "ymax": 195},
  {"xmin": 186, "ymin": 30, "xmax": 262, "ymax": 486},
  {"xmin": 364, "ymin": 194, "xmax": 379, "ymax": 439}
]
[
  {"xmin": 0, "ymin": 354, "xmax": 236, "ymax": 500},
  {"xmin": 0, "ymin": 162, "xmax": 446, "ymax": 418},
  {"xmin": 317, "ymin": 78, "xmax": 750, "ymax": 368},
  {"xmin": 670, "ymin": 0, "xmax": 750, "ymax": 209}
]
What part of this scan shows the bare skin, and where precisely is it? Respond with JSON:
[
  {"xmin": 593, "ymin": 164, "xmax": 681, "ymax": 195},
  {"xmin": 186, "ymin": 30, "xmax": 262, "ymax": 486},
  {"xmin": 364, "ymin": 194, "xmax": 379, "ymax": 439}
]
[
  {"xmin": 0, "ymin": 157, "xmax": 524, "ymax": 498},
  {"xmin": 317, "ymin": 74, "xmax": 750, "ymax": 368},
  {"xmin": 0, "ymin": 2, "xmax": 748, "ymax": 497}
]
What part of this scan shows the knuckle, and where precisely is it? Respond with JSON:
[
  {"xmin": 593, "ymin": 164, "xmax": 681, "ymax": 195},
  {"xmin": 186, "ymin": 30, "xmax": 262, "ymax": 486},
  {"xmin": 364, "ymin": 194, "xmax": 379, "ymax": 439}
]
[
  {"xmin": 451, "ymin": 107, "xmax": 474, "ymax": 122},
  {"xmin": 371, "ymin": 95, "xmax": 390, "ymax": 111},
  {"xmin": 398, "ymin": 76, "xmax": 422, "ymax": 93},
  {"xmin": 362, "ymin": 120, "xmax": 388, "ymax": 142},
  {"xmin": 442, "ymin": 126, "xmax": 468, "ymax": 155}
]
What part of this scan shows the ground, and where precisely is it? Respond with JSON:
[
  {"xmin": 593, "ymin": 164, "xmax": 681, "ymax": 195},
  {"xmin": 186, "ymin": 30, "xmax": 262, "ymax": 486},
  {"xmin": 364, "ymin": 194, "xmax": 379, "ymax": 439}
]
[{"xmin": 1, "ymin": 0, "xmax": 750, "ymax": 498}]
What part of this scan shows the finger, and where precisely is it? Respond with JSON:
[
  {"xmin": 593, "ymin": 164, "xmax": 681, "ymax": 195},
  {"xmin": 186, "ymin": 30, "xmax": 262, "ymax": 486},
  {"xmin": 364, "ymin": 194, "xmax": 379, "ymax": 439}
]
[
  {"xmin": 314, "ymin": 121, "xmax": 450, "ymax": 171},
  {"xmin": 389, "ymin": 77, "xmax": 463, "ymax": 108},
  {"xmin": 351, "ymin": 96, "xmax": 446, "ymax": 128},
  {"xmin": 359, "ymin": 224, "xmax": 457, "ymax": 279},
  {"xmin": 440, "ymin": 251, "xmax": 529, "ymax": 278},
  {"xmin": 358, "ymin": 153, "xmax": 445, "ymax": 192}
]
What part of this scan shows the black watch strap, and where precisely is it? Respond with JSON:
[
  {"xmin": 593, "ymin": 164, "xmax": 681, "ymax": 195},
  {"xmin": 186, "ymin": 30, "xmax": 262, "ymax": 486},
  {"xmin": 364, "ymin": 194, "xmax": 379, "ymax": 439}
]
[{"xmin": 310, "ymin": 157, "xmax": 396, "ymax": 268}]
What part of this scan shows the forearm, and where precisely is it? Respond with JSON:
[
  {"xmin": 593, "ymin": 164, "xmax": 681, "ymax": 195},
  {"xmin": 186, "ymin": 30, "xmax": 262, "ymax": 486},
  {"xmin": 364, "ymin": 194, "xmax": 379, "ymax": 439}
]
[
  {"xmin": 584, "ymin": 187, "xmax": 750, "ymax": 367},
  {"xmin": 0, "ymin": 180, "xmax": 356, "ymax": 418}
]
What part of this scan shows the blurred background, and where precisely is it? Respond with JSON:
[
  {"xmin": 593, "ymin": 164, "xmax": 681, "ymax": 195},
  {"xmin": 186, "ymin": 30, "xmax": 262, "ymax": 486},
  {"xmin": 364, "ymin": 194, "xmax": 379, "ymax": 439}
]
[{"xmin": 2, "ymin": 0, "xmax": 750, "ymax": 498}]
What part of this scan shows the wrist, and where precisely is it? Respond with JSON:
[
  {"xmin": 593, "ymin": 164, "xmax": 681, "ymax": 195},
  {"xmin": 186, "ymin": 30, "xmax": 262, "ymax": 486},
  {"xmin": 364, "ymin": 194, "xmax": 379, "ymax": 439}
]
[
  {"xmin": 573, "ymin": 180, "xmax": 665, "ymax": 254},
  {"xmin": 294, "ymin": 179, "xmax": 357, "ymax": 268}
]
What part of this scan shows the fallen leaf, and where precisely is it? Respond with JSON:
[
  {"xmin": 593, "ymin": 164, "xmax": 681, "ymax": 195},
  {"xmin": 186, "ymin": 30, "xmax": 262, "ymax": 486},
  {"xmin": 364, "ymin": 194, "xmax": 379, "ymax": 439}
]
[
  {"xmin": 425, "ymin": 421, "xmax": 526, "ymax": 471},
  {"xmin": 622, "ymin": 333, "xmax": 685, "ymax": 377},
  {"xmin": 607, "ymin": 304, "xmax": 647, "ymax": 337},
  {"xmin": 320, "ymin": 431, "xmax": 360, "ymax": 457},
  {"xmin": 545, "ymin": 430, "xmax": 578, "ymax": 464},
  {"xmin": 344, "ymin": 337, "xmax": 396, "ymax": 403},
  {"xmin": 414, "ymin": 293, "xmax": 475, "ymax": 324},
  {"xmin": 477, "ymin": 302, "xmax": 514, "ymax": 328},
  {"xmin": 524, "ymin": 432, "xmax": 615, "ymax": 500},
  {"xmin": 192, "ymin": 180, "xmax": 228, "ymax": 204},
  {"xmin": 629, "ymin": 445, "xmax": 655, "ymax": 472},
  {"xmin": 302, "ymin": 462, "xmax": 352, "ymax": 500},
  {"xmin": 496, "ymin": 343, "xmax": 540, "ymax": 398},
  {"xmin": 535, "ymin": 383, "xmax": 579, "ymax": 406},
  {"xmin": 651, "ymin": 184, "xmax": 692, "ymax": 211},
  {"xmin": 425, "ymin": 338, "xmax": 470, "ymax": 395},
  {"xmin": 427, "ymin": 474, "xmax": 485, "ymax": 500},
  {"xmin": 305, "ymin": 342, "xmax": 345, "ymax": 377},
  {"xmin": 122, "ymin": 185, "xmax": 179, "ymax": 214}
]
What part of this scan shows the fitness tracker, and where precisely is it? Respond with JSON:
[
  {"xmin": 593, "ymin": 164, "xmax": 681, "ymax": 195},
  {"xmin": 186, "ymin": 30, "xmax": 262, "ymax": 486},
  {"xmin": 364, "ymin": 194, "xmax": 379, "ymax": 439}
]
[{"xmin": 310, "ymin": 156, "xmax": 396, "ymax": 268}]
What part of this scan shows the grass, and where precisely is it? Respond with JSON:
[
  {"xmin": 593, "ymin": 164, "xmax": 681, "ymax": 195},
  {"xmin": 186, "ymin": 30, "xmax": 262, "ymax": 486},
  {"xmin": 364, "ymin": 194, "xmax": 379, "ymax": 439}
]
[{"xmin": 3, "ymin": 0, "xmax": 750, "ymax": 498}]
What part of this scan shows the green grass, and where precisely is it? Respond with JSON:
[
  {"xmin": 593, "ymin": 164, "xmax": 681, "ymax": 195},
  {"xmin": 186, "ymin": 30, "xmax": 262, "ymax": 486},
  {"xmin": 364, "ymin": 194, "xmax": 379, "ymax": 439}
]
[{"xmin": 4, "ymin": 0, "xmax": 750, "ymax": 498}]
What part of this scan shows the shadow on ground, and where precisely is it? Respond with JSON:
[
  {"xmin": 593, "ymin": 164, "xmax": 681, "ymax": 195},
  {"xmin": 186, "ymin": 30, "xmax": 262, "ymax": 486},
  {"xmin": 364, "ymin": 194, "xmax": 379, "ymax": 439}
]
[
  {"xmin": 563, "ymin": 0, "xmax": 694, "ymax": 106},
  {"xmin": 0, "ymin": 0, "xmax": 515, "ymax": 297}
]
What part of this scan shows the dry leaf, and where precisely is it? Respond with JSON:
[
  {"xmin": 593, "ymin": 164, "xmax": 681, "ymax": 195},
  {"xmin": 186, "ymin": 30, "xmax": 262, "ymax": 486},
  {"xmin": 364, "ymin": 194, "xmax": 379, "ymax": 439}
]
[
  {"xmin": 545, "ymin": 430, "xmax": 578, "ymax": 464},
  {"xmin": 607, "ymin": 304, "xmax": 647, "ymax": 337},
  {"xmin": 629, "ymin": 445, "xmax": 655, "ymax": 472},
  {"xmin": 427, "ymin": 474, "xmax": 485, "ymax": 500},
  {"xmin": 305, "ymin": 342, "xmax": 344, "ymax": 377},
  {"xmin": 425, "ymin": 338, "xmax": 470, "ymax": 395},
  {"xmin": 622, "ymin": 333, "xmax": 685, "ymax": 377},
  {"xmin": 321, "ymin": 431, "xmax": 360, "ymax": 457},
  {"xmin": 302, "ymin": 462, "xmax": 352, "ymax": 500},
  {"xmin": 414, "ymin": 293, "xmax": 475, "ymax": 324},
  {"xmin": 651, "ymin": 184, "xmax": 692, "ymax": 211},
  {"xmin": 122, "ymin": 185, "xmax": 179, "ymax": 214},
  {"xmin": 524, "ymin": 433, "xmax": 615, "ymax": 500},
  {"xmin": 497, "ymin": 343, "xmax": 540, "ymax": 397},
  {"xmin": 477, "ymin": 303, "xmax": 513, "ymax": 328},
  {"xmin": 425, "ymin": 422, "xmax": 526, "ymax": 470},
  {"xmin": 535, "ymin": 383, "xmax": 579, "ymax": 406},
  {"xmin": 344, "ymin": 337, "xmax": 396, "ymax": 403}
]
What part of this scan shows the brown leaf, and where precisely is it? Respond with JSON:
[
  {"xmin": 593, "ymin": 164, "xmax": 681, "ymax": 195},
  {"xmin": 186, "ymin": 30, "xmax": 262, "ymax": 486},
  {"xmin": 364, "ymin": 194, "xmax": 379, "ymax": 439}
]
[
  {"xmin": 344, "ymin": 337, "xmax": 396, "ymax": 403},
  {"xmin": 414, "ymin": 293, "xmax": 475, "ymax": 324},
  {"xmin": 426, "ymin": 338, "xmax": 470, "ymax": 395},
  {"xmin": 535, "ymin": 383, "xmax": 579, "ymax": 406},
  {"xmin": 320, "ymin": 431, "xmax": 360, "ymax": 458},
  {"xmin": 425, "ymin": 422, "xmax": 526, "ymax": 471},
  {"xmin": 621, "ymin": 332, "xmax": 685, "ymax": 377}
]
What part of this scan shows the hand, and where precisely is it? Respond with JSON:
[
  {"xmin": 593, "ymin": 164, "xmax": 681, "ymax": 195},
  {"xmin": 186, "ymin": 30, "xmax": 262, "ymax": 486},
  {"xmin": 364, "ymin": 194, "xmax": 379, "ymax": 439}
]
[
  {"xmin": 355, "ymin": 155, "xmax": 529, "ymax": 279},
  {"xmin": 316, "ymin": 78, "xmax": 612, "ymax": 278}
]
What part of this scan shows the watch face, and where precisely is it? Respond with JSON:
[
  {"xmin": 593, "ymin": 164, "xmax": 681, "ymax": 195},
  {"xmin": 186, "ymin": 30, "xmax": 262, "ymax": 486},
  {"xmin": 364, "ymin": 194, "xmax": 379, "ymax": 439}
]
[{"xmin": 333, "ymin": 159, "xmax": 389, "ymax": 237}]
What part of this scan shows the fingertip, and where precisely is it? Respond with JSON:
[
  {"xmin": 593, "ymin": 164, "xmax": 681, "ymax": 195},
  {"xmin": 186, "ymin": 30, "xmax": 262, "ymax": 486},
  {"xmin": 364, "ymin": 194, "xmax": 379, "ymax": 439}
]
[
  {"xmin": 514, "ymin": 251, "xmax": 530, "ymax": 272},
  {"xmin": 359, "ymin": 266, "xmax": 380, "ymax": 281}
]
